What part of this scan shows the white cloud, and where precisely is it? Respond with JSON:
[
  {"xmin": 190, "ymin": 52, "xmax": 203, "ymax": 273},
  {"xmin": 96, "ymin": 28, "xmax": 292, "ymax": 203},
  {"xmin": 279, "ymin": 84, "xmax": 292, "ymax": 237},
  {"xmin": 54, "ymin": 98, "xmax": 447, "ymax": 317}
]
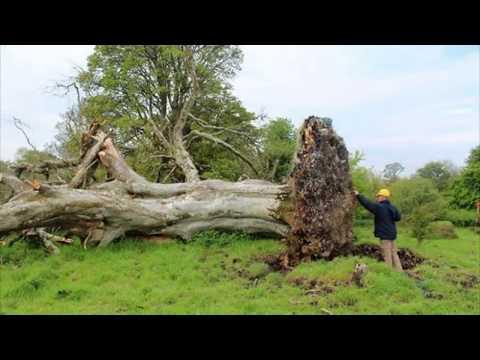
[
  {"xmin": 233, "ymin": 45, "xmax": 478, "ymax": 174},
  {"xmin": 233, "ymin": 45, "xmax": 478, "ymax": 122},
  {"xmin": 353, "ymin": 131, "xmax": 478, "ymax": 148},
  {"xmin": 1, "ymin": 45, "xmax": 478, "ymax": 176}
]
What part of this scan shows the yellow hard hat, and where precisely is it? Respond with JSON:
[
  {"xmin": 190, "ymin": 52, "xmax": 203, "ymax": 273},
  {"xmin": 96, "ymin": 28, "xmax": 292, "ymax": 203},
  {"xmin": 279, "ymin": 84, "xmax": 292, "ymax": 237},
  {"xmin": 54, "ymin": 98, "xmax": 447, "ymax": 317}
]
[{"xmin": 376, "ymin": 189, "xmax": 391, "ymax": 197}]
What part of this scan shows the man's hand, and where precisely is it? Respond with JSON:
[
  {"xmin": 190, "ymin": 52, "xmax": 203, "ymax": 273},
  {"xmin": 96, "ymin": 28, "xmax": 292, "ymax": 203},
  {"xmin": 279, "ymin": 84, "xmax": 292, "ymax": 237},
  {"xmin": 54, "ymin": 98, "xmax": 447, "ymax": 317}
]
[{"xmin": 353, "ymin": 190, "xmax": 359, "ymax": 196}]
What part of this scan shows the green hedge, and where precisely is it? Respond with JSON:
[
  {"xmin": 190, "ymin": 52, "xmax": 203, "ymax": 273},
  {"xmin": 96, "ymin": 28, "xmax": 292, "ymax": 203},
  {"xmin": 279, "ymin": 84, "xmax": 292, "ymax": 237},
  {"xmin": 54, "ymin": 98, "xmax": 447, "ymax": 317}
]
[
  {"xmin": 426, "ymin": 221, "xmax": 458, "ymax": 239},
  {"xmin": 444, "ymin": 209, "xmax": 477, "ymax": 227}
]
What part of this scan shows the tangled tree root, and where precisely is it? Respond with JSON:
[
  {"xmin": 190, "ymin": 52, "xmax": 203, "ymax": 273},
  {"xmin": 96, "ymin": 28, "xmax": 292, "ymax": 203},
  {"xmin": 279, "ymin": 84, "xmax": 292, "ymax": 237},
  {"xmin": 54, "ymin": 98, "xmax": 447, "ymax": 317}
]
[{"xmin": 278, "ymin": 116, "xmax": 356, "ymax": 269}]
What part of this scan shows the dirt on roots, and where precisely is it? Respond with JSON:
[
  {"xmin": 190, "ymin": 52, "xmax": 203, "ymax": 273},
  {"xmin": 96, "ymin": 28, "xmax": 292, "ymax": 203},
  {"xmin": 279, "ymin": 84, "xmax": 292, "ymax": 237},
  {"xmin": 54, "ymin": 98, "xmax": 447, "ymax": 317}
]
[{"xmin": 264, "ymin": 243, "xmax": 425, "ymax": 272}]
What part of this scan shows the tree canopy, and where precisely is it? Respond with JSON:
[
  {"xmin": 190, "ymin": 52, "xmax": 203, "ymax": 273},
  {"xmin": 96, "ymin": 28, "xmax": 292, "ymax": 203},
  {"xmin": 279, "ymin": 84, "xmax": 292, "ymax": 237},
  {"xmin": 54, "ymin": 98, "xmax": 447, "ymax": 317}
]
[
  {"xmin": 382, "ymin": 162, "xmax": 404, "ymax": 183},
  {"xmin": 259, "ymin": 117, "xmax": 297, "ymax": 183},
  {"xmin": 416, "ymin": 160, "xmax": 458, "ymax": 192},
  {"xmin": 75, "ymin": 45, "xmax": 258, "ymax": 183},
  {"xmin": 449, "ymin": 146, "xmax": 480, "ymax": 209}
]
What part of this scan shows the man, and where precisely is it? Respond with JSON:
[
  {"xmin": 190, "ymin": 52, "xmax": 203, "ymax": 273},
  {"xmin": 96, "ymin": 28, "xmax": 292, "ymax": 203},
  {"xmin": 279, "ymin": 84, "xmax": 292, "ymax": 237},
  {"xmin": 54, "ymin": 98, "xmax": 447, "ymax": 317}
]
[{"xmin": 354, "ymin": 189, "xmax": 403, "ymax": 271}]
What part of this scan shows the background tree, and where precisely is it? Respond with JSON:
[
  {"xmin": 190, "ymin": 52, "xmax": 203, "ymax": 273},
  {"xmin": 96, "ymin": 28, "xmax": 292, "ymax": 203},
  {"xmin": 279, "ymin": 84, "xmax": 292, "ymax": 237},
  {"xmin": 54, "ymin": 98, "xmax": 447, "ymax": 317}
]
[
  {"xmin": 416, "ymin": 160, "xmax": 458, "ymax": 192},
  {"xmin": 258, "ymin": 117, "xmax": 297, "ymax": 183},
  {"xmin": 49, "ymin": 106, "xmax": 90, "ymax": 160},
  {"xmin": 467, "ymin": 145, "xmax": 480, "ymax": 164},
  {"xmin": 76, "ymin": 45, "xmax": 258, "ymax": 183},
  {"xmin": 449, "ymin": 145, "xmax": 480, "ymax": 209},
  {"xmin": 382, "ymin": 162, "xmax": 404, "ymax": 183}
]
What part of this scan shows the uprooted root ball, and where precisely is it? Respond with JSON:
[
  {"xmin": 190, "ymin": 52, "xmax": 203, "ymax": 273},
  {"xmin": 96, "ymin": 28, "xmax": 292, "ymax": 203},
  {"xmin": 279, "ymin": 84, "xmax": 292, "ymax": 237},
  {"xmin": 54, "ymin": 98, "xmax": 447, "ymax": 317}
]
[{"xmin": 280, "ymin": 116, "xmax": 356, "ymax": 268}]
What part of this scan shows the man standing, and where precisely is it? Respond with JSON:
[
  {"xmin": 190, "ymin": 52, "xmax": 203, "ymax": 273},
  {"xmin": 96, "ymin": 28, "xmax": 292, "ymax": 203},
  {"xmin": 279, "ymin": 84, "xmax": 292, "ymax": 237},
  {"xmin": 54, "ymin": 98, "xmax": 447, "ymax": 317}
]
[{"xmin": 354, "ymin": 189, "xmax": 403, "ymax": 271}]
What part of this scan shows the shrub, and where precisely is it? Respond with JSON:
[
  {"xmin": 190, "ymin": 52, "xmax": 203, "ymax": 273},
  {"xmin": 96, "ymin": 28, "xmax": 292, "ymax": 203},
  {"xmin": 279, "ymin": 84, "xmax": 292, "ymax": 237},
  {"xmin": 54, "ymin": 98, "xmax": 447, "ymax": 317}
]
[
  {"xmin": 388, "ymin": 177, "xmax": 448, "ymax": 242},
  {"xmin": 426, "ymin": 221, "xmax": 458, "ymax": 239},
  {"xmin": 390, "ymin": 177, "xmax": 447, "ymax": 221},
  {"xmin": 410, "ymin": 206, "xmax": 435, "ymax": 241},
  {"xmin": 444, "ymin": 209, "xmax": 478, "ymax": 227}
]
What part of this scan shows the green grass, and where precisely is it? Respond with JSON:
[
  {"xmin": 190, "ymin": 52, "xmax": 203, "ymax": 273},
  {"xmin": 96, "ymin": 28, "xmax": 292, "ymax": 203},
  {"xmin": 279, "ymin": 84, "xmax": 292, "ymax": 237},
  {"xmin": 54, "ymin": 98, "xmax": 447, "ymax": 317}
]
[{"xmin": 1, "ymin": 227, "xmax": 478, "ymax": 315}]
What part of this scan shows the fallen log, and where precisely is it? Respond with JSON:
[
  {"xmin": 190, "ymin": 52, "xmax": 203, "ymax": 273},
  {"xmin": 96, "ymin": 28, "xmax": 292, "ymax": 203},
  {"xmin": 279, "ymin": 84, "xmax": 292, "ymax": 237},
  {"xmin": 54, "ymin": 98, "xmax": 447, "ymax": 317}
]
[{"xmin": 0, "ymin": 116, "xmax": 355, "ymax": 255}]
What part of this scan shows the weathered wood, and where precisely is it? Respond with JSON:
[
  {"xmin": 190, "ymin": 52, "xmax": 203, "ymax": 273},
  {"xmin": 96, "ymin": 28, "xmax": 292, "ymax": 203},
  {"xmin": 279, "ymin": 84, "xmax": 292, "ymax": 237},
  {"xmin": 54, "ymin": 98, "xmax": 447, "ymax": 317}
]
[
  {"xmin": 70, "ymin": 131, "xmax": 108, "ymax": 188},
  {"xmin": 0, "ymin": 173, "xmax": 30, "ymax": 194},
  {"xmin": 0, "ymin": 179, "xmax": 290, "ymax": 245}
]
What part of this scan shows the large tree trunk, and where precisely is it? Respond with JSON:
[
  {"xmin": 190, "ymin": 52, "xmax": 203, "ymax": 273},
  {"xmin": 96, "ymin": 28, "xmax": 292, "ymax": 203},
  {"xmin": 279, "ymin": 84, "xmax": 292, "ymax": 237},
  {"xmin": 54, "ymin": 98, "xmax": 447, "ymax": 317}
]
[{"xmin": 0, "ymin": 116, "xmax": 355, "ymax": 257}]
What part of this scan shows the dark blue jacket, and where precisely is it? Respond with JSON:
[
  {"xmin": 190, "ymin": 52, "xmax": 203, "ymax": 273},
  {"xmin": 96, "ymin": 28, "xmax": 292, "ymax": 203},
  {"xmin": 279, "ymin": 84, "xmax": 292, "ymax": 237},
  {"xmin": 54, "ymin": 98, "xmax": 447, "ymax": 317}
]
[{"xmin": 356, "ymin": 194, "xmax": 401, "ymax": 240}]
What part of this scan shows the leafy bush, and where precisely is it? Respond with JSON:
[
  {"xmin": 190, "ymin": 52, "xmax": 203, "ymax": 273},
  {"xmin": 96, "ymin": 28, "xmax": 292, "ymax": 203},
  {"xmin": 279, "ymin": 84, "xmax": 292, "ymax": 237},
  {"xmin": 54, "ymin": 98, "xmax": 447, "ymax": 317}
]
[
  {"xmin": 449, "ymin": 146, "xmax": 480, "ymax": 209},
  {"xmin": 426, "ymin": 221, "xmax": 458, "ymax": 239},
  {"xmin": 390, "ymin": 177, "xmax": 447, "ymax": 221},
  {"xmin": 410, "ymin": 204, "xmax": 439, "ymax": 241},
  {"xmin": 189, "ymin": 230, "xmax": 254, "ymax": 247},
  {"xmin": 449, "ymin": 164, "xmax": 480, "ymax": 209},
  {"xmin": 259, "ymin": 117, "xmax": 297, "ymax": 182},
  {"xmin": 389, "ymin": 177, "xmax": 448, "ymax": 242},
  {"xmin": 443, "ymin": 209, "xmax": 477, "ymax": 227}
]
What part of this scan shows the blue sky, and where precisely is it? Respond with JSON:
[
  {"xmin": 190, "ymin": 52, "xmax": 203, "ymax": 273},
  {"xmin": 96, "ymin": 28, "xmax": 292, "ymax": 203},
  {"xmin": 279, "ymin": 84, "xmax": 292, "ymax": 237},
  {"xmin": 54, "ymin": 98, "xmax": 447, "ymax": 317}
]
[{"xmin": 1, "ymin": 45, "xmax": 478, "ymax": 175}]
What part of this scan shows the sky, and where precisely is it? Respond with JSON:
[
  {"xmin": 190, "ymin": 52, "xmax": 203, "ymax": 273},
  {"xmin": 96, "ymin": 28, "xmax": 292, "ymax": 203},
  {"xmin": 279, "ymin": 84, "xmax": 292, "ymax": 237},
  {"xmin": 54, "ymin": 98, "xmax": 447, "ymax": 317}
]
[{"xmin": 0, "ymin": 45, "xmax": 478, "ymax": 175}]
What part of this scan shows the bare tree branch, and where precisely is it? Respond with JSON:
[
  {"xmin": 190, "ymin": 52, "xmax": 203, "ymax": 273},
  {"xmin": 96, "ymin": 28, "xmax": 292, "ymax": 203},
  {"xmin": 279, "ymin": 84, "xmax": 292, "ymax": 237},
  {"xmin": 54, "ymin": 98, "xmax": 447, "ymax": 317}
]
[
  {"xmin": 190, "ymin": 130, "xmax": 258, "ymax": 175},
  {"xmin": 188, "ymin": 113, "xmax": 256, "ymax": 141},
  {"xmin": 12, "ymin": 117, "xmax": 37, "ymax": 152},
  {"xmin": 145, "ymin": 118, "xmax": 171, "ymax": 150},
  {"xmin": 162, "ymin": 165, "xmax": 178, "ymax": 183}
]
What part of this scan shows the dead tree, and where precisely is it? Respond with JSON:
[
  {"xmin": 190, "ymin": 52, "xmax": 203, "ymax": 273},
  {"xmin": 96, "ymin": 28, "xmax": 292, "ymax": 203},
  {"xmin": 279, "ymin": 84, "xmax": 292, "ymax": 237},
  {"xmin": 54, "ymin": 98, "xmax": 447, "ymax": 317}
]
[{"xmin": 0, "ymin": 116, "xmax": 356, "ymax": 258}]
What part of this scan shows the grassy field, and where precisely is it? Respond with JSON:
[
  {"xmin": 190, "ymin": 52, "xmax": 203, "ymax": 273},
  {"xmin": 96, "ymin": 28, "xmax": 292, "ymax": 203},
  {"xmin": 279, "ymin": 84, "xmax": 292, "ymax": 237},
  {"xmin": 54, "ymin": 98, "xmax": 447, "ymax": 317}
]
[{"xmin": 1, "ymin": 226, "xmax": 478, "ymax": 315}]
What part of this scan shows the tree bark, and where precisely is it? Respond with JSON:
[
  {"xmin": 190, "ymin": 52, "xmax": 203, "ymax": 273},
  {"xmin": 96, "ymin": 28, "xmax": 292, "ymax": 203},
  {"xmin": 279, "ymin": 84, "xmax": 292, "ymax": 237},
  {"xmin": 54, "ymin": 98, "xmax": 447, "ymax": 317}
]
[{"xmin": 0, "ymin": 116, "xmax": 356, "ymax": 257}]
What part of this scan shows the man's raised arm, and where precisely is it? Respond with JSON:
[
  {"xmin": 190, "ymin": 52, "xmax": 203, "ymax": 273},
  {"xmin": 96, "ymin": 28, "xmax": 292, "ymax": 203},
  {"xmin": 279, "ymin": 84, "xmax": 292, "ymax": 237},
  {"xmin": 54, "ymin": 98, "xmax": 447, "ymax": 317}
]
[{"xmin": 354, "ymin": 191, "xmax": 379, "ymax": 214}]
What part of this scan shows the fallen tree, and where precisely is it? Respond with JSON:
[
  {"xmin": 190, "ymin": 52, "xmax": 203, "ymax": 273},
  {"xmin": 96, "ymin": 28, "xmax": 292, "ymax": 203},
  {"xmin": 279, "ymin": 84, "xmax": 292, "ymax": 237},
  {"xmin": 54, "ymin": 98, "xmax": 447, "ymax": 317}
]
[
  {"xmin": 0, "ymin": 116, "xmax": 351, "ymax": 250},
  {"xmin": 0, "ymin": 115, "xmax": 425, "ymax": 270}
]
